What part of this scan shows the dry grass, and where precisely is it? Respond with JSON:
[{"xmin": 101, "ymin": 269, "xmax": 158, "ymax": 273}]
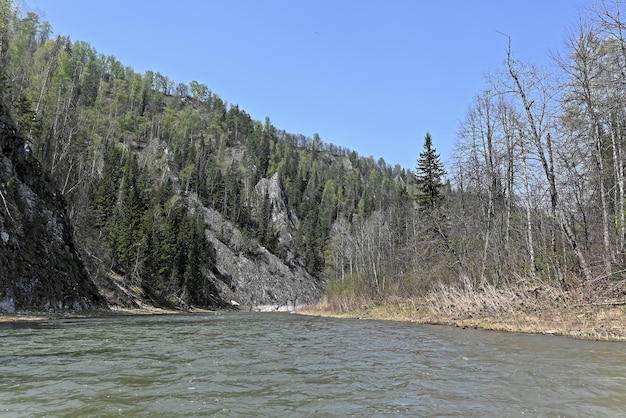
[
  {"xmin": 424, "ymin": 279, "xmax": 567, "ymax": 320},
  {"xmin": 312, "ymin": 293, "xmax": 377, "ymax": 313},
  {"xmin": 298, "ymin": 281, "xmax": 626, "ymax": 341}
]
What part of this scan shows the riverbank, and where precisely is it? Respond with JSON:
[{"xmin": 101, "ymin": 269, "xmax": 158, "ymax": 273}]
[
  {"xmin": 3, "ymin": 287, "xmax": 624, "ymax": 341},
  {"xmin": 0, "ymin": 306, "xmax": 204, "ymax": 323},
  {"xmin": 297, "ymin": 284, "xmax": 626, "ymax": 341}
]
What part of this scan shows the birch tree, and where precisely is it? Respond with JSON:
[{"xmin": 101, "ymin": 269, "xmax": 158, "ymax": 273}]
[{"xmin": 502, "ymin": 38, "xmax": 592, "ymax": 283}]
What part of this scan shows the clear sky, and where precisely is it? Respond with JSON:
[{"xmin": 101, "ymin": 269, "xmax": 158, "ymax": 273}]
[{"xmin": 21, "ymin": 0, "xmax": 587, "ymax": 169}]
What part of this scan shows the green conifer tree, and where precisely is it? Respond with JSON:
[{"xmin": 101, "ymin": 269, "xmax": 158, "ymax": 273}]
[
  {"xmin": 115, "ymin": 154, "xmax": 144, "ymax": 273},
  {"xmin": 95, "ymin": 144, "xmax": 124, "ymax": 229},
  {"xmin": 415, "ymin": 132, "xmax": 446, "ymax": 211}
]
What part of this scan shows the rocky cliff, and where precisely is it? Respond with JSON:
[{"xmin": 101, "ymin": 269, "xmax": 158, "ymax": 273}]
[
  {"xmin": 188, "ymin": 187, "xmax": 325, "ymax": 311},
  {"xmin": 0, "ymin": 100, "xmax": 103, "ymax": 313},
  {"xmin": 254, "ymin": 172, "xmax": 300, "ymax": 259}
]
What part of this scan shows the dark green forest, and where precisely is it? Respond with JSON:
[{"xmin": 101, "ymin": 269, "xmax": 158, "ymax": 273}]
[{"xmin": 2, "ymin": 0, "xmax": 626, "ymax": 309}]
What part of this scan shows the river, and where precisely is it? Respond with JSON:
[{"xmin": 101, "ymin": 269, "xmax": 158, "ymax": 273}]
[{"xmin": 1, "ymin": 312, "xmax": 625, "ymax": 417}]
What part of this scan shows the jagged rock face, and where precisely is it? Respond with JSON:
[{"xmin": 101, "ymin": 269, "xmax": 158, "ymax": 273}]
[
  {"xmin": 187, "ymin": 193, "xmax": 325, "ymax": 311},
  {"xmin": 254, "ymin": 173, "xmax": 299, "ymax": 253},
  {"xmin": 0, "ymin": 101, "xmax": 103, "ymax": 313}
]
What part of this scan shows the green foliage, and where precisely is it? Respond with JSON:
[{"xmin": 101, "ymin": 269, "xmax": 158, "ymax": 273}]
[
  {"xmin": 324, "ymin": 274, "xmax": 373, "ymax": 311},
  {"xmin": 13, "ymin": 93, "xmax": 36, "ymax": 134},
  {"xmin": 257, "ymin": 190, "xmax": 277, "ymax": 251},
  {"xmin": 94, "ymin": 145, "xmax": 123, "ymax": 228},
  {"xmin": 111, "ymin": 154, "xmax": 144, "ymax": 272},
  {"xmin": 326, "ymin": 274, "xmax": 370, "ymax": 298},
  {"xmin": 415, "ymin": 132, "xmax": 446, "ymax": 211},
  {"xmin": 189, "ymin": 80, "xmax": 209, "ymax": 102}
]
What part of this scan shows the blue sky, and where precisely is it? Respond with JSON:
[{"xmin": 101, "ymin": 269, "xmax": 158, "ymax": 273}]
[{"xmin": 21, "ymin": 0, "xmax": 587, "ymax": 169}]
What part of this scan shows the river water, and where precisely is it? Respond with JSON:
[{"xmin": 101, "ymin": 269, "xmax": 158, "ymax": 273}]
[{"xmin": 1, "ymin": 312, "xmax": 625, "ymax": 417}]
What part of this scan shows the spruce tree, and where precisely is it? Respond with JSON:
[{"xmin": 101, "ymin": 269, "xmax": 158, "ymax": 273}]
[
  {"xmin": 415, "ymin": 132, "xmax": 446, "ymax": 211},
  {"xmin": 94, "ymin": 144, "xmax": 123, "ymax": 229},
  {"xmin": 115, "ymin": 154, "xmax": 143, "ymax": 273}
]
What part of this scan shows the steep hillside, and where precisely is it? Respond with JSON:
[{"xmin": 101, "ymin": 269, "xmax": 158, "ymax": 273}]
[
  {"xmin": 188, "ymin": 174, "xmax": 325, "ymax": 310},
  {"xmin": 0, "ymin": 98, "xmax": 104, "ymax": 312}
]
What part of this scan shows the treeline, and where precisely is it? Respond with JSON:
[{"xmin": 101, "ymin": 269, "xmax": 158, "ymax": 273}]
[
  {"xmin": 320, "ymin": 0, "xmax": 626, "ymax": 307},
  {"xmin": 440, "ymin": 1, "xmax": 626, "ymax": 295}
]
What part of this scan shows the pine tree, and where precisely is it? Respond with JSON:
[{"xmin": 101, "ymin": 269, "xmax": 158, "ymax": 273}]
[{"xmin": 415, "ymin": 132, "xmax": 446, "ymax": 211}]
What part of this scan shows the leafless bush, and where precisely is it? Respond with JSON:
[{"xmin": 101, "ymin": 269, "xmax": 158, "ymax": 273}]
[{"xmin": 425, "ymin": 278, "xmax": 569, "ymax": 320}]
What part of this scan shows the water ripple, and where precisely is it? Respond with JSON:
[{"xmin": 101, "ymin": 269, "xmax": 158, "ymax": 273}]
[{"xmin": 1, "ymin": 313, "xmax": 626, "ymax": 416}]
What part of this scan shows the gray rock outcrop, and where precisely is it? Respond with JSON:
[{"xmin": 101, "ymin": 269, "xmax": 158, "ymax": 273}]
[
  {"xmin": 187, "ymin": 192, "xmax": 325, "ymax": 311},
  {"xmin": 0, "ymin": 100, "xmax": 104, "ymax": 313},
  {"xmin": 254, "ymin": 172, "xmax": 299, "ymax": 255}
]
